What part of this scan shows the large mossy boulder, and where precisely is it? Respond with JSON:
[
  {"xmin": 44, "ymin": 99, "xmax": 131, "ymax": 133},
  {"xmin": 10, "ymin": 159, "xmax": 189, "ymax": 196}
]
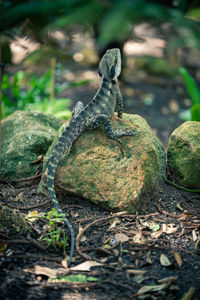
[
  {"xmin": 1, "ymin": 111, "xmax": 62, "ymax": 179},
  {"xmin": 167, "ymin": 121, "xmax": 200, "ymax": 189},
  {"xmin": 39, "ymin": 113, "xmax": 166, "ymax": 212},
  {"xmin": 2, "ymin": 111, "xmax": 166, "ymax": 212}
]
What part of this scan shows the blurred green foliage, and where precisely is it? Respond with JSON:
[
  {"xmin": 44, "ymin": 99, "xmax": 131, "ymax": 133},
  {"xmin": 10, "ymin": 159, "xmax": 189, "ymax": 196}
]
[
  {"xmin": 2, "ymin": 64, "xmax": 89, "ymax": 119},
  {"xmin": 179, "ymin": 67, "xmax": 200, "ymax": 121},
  {"xmin": 0, "ymin": 0, "xmax": 200, "ymax": 50}
]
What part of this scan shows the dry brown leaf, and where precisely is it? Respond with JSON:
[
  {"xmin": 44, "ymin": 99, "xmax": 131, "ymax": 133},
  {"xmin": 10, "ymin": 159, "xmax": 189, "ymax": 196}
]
[
  {"xmin": 151, "ymin": 228, "xmax": 163, "ymax": 239},
  {"xmin": 162, "ymin": 224, "xmax": 177, "ymax": 234},
  {"xmin": 133, "ymin": 274, "xmax": 145, "ymax": 284},
  {"xmin": 70, "ymin": 260, "xmax": 103, "ymax": 272},
  {"xmin": 108, "ymin": 218, "xmax": 120, "ymax": 230},
  {"xmin": 173, "ymin": 252, "xmax": 182, "ymax": 267},
  {"xmin": 80, "ymin": 235, "xmax": 87, "ymax": 242},
  {"xmin": 158, "ymin": 276, "xmax": 178, "ymax": 283},
  {"xmin": 61, "ymin": 258, "xmax": 69, "ymax": 269},
  {"xmin": 115, "ymin": 233, "xmax": 129, "ymax": 243},
  {"xmin": 133, "ymin": 232, "xmax": 146, "ymax": 244},
  {"xmin": 137, "ymin": 283, "xmax": 167, "ymax": 295},
  {"xmin": 176, "ymin": 203, "xmax": 184, "ymax": 211},
  {"xmin": 127, "ymin": 269, "xmax": 146, "ymax": 275},
  {"xmin": 192, "ymin": 229, "xmax": 198, "ymax": 242},
  {"xmin": 34, "ymin": 265, "xmax": 68, "ymax": 278},
  {"xmin": 181, "ymin": 286, "xmax": 195, "ymax": 300},
  {"xmin": 160, "ymin": 254, "xmax": 172, "ymax": 267}
]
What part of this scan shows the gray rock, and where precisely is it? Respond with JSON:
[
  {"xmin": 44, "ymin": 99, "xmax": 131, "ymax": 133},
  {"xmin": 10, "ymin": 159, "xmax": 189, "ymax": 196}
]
[{"xmin": 167, "ymin": 121, "xmax": 200, "ymax": 189}]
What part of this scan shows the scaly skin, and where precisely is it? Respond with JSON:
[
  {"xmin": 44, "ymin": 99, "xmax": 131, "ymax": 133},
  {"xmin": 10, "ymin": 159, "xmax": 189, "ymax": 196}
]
[{"xmin": 46, "ymin": 48, "xmax": 139, "ymax": 265}]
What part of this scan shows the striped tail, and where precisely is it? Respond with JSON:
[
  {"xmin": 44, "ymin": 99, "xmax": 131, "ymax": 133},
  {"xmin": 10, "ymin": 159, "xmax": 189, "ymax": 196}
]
[{"xmin": 47, "ymin": 133, "xmax": 75, "ymax": 266}]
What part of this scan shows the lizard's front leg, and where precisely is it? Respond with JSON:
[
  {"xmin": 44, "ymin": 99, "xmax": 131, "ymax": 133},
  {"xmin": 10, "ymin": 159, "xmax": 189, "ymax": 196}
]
[
  {"xmin": 112, "ymin": 81, "xmax": 123, "ymax": 119},
  {"xmin": 70, "ymin": 101, "xmax": 84, "ymax": 121},
  {"xmin": 86, "ymin": 114, "xmax": 139, "ymax": 144}
]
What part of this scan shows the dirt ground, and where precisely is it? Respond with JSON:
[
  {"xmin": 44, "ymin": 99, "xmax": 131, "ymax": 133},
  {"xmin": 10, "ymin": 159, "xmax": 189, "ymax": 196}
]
[{"xmin": 0, "ymin": 53, "xmax": 200, "ymax": 299}]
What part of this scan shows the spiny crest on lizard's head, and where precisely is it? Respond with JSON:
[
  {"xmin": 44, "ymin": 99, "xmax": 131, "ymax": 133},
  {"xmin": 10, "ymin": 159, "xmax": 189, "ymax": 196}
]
[{"xmin": 98, "ymin": 48, "xmax": 121, "ymax": 80}]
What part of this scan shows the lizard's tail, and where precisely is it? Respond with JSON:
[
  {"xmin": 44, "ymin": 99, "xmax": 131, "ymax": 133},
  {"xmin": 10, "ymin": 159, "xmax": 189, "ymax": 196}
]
[{"xmin": 47, "ymin": 137, "xmax": 75, "ymax": 266}]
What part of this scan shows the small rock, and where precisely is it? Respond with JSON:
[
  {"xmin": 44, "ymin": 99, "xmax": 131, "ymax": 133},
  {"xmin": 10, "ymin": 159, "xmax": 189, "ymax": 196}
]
[{"xmin": 167, "ymin": 121, "xmax": 200, "ymax": 188}]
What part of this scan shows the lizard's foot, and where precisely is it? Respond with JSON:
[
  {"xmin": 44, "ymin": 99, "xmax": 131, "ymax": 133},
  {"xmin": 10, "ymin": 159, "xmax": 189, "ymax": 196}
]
[
  {"xmin": 109, "ymin": 128, "xmax": 140, "ymax": 145},
  {"xmin": 115, "ymin": 128, "xmax": 140, "ymax": 137}
]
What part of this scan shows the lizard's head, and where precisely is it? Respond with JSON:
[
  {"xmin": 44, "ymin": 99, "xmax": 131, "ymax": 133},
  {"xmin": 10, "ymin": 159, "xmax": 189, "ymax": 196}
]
[{"xmin": 98, "ymin": 48, "xmax": 121, "ymax": 80}]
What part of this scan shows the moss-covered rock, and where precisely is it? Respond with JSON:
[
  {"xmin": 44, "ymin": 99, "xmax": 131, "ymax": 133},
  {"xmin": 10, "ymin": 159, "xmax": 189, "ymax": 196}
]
[
  {"xmin": 167, "ymin": 121, "xmax": 200, "ymax": 188},
  {"xmin": 1, "ymin": 111, "xmax": 62, "ymax": 179},
  {"xmin": 40, "ymin": 113, "xmax": 166, "ymax": 212}
]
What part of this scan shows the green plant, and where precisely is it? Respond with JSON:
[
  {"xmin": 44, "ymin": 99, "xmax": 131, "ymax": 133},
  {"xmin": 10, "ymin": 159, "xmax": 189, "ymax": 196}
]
[
  {"xmin": 43, "ymin": 208, "xmax": 68, "ymax": 252},
  {"xmin": 179, "ymin": 67, "xmax": 200, "ymax": 121},
  {"xmin": 2, "ymin": 65, "xmax": 89, "ymax": 119}
]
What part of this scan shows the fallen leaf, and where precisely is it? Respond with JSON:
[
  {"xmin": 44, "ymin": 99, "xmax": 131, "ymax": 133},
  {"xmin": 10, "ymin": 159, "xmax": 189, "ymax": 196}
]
[
  {"xmin": 112, "ymin": 249, "xmax": 119, "ymax": 257},
  {"xmin": 139, "ymin": 219, "xmax": 160, "ymax": 231},
  {"xmin": 133, "ymin": 232, "xmax": 146, "ymax": 244},
  {"xmin": 108, "ymin": 218, "xmax": 120, "ymax": 229},
  {"xmin": 133, "ymin": 273, "xmax": 145, "ymax": 284},
  {"xmin": 80, "ymin": 235, "xmax": 87, "ymax": 242},
  {"xmin": 151, "ymin": 228, "xmax": 163, "ymax": 239},
  {"xmin": 48, "ymin": 274, "xmax": 98, "ymax": 283},
  {"xmin": 115, "ymin": 233, "xmax": 129, "ymax": 243},
  {"xmin": 137, "ymin": 283, "xmax": 167, "ymax": 295},
  {"xmin": 127, "ymin": 269, "xmax": 146, "ymax": 275},
  {"xmin": 70, "ymin": 260, "xmax": 103, "ymax": 272},
  {"xmin": 192, "ymin": 229, "xmax": 198, "ymax": 242},
  {"xmin": 61, "ymin": 258, "xmax": 69, "ymax": 269},
  {"xmin": 176, "ymin": 203, "xmax": 184, "ymax": 211},
  {"xmin": 160, "ymin": 254, "xmax": 172, "ymax": 267},
  {"xmin": 158, "ymin": 276, "xmax": 178, "ymax": 283},
  {"xmin": 162, "ymin": 224, "xmax": 177, "ymax": 234},
  {"xmin": 181, "ymin": 286, "xmax": 195, "ymax": 300},
  {"xmin": 34, "ymin": 265, "xmax": 68, "ymax": 278},
  {"xmin": 173, "ymin": 252, "xmax": 182, "ymax": 267},
  {"xmin": 26, "ymin": 210, "xmax": 42, "ymax": 222}
]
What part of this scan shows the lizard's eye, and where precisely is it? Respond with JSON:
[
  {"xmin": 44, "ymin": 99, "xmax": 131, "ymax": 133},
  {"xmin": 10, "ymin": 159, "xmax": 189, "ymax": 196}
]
[{"xmin": 98, "ymin": 67, "xmax": 102, "ymax": 77}]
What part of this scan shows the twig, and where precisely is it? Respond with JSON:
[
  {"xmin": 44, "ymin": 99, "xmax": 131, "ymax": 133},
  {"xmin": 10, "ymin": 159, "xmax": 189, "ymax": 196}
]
[
  {"xmin": 156, "ymin": 205, "xmax": 181, "ymax": 218},
  {"xmin": 2, "ymin": 254, "xmax": 61, "ymax": 261},
  {"xmin": 0, "ymin": 239, "xmax": 30, "ymax": 244},
  {"xmin": 0, "ymin": 173, "xmax": 42, "ymax": 184},
  {"xmin": 76, "ymin": 212, "xmax": 129, "ymax": 261},
  {"xmin": 26, "ymin": 233, "xmax": 47, "ymax": 251},
  {"xmin": 0, "ymin": 199, "xmax": 51, "ymax": 210}
]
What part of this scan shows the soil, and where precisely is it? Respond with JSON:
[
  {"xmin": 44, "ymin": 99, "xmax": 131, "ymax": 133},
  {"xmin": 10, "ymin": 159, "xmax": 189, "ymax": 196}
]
[{"xmin": 1, "ymin": 57, "xmax": 200, "ymax": 300}]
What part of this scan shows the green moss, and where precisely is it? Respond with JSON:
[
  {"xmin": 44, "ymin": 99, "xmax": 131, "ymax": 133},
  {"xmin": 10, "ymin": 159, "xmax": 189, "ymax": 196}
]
[
  {"xmin": 167, "ymin": 121, "xmax": 200, "ymax": 188},
  {"xmin": 1, "ymin": 111, "xmax": 62, "ymax": 179}
]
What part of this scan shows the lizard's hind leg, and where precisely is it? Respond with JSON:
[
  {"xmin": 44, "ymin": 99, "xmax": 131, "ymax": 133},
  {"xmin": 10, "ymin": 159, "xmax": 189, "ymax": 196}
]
[{"xmin": 86, "ymin": 114, "xmax": 139, "ymax": 144}]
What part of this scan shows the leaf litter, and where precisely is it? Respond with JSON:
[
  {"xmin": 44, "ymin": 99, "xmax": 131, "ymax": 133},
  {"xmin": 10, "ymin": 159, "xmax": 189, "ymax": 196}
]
[{"xmin": 0, "ymin": 181, "xmax": 200, "ymax": 299}]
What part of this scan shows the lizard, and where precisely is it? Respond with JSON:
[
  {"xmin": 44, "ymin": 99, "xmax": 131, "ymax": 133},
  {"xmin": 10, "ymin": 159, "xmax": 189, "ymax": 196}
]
[{"xmin": 46, "ymin": 48, "xmax": 139, "ymax": 266}]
